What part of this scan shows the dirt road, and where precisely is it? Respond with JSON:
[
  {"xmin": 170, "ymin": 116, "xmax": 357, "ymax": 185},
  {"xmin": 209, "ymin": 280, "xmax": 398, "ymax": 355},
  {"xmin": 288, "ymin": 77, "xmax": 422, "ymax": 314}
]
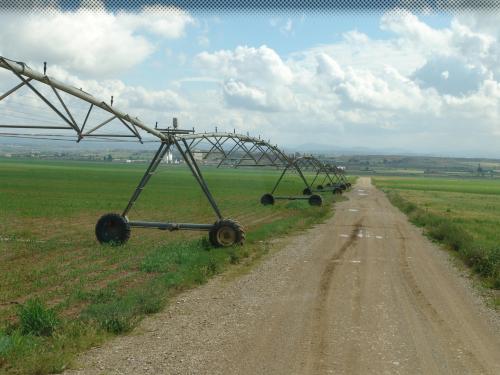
[{"xmin": 66, "ymin": 177, "xmax": 500, "ymax": 374}]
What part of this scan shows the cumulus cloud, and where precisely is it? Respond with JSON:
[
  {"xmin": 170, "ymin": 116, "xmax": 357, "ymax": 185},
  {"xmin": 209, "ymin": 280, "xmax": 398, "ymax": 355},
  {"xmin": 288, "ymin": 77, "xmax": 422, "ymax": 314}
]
[
  {"xmin": 195, "ymin": 45, "xmax": 294, "ymax": 85},
  {"xmin": 222, "ymin": 79, "xmax": 297, "ymax": 112},
  {"xmin": 336, "ymin": 66, "xmax": 430, "ymax": 112},
  {"xmin": 342, "ymin": 30, "xmax": 370, "ymax": 44},
  {"xmin": 0, "ymin": 4, "xmax": 194, "ymax": 77},
  {"xmin": 223, "ymin": 80, "xmax": 268, "ymax": 110},
  {"xmin": 47, "ymin": 66, "xmax": 189, "ymax": 112},
  {"xmin": 316, "ymin": 53, "xmax": 345, "ymax": 81},
  {"xmin": 195, "ymin": 45, "xmax": 297, "ymax": 112},
  {"xmin": 189, "ymin": 9, "xmax": 500, "ymax": 154},
  {"xmin": 117, "ymin": 6, "xmax": 194, "ymax": 39},
  {"xmin": 380, "ymin": 9, "xmax": 452, "ymax": 56},
  {"xmin": 2, "ymin": 8, "xmax": 500, "ymax": 155}
]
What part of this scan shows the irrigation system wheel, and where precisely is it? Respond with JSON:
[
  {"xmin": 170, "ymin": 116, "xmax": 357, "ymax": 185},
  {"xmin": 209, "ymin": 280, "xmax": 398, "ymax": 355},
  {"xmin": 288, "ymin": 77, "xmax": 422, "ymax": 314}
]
[
  {"xmin": 333, "ymin": 188, "xmax": 343, "ymax": 195},
  {"xmin": 95, "ymin": 213, "xmax": 130, "ymax": 245},
  {"xmin": 308, "ymin": 194, "xmax": 323, "ymax": 206},
  {"xmin": 317, "ymin": 185, "xmax": 324, "ymax": 190},
  {"xmin": 260, "ymin": 193, "xmax": 275, "ymax": 206},
  {"xmin": 326, "ymin": 183, "xmax": 331, "ymax": 187},
  {"xmin": 303, "ymin": 187, "xmax": 312, "ymax": 195},
  {"xmin": 209, "ymin": 219, "xmax": 245, "ymax": 247}
]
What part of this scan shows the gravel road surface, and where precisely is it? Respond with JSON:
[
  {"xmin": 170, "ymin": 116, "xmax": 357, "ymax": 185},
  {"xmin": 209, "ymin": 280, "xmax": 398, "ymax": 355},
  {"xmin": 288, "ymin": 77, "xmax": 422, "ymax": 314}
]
[{"xmin": 65, "ymin": 177, "xmax": 500, "ymax": 374}]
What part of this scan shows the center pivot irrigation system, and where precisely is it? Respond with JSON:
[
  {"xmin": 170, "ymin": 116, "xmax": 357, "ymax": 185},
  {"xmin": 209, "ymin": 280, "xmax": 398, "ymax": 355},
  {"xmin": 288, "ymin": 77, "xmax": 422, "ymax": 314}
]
[
  {"xmin": 259, "ymin": 155, "xmax": 351, "ymax": 207},
  {"xmin": 0, "ymin": 56, "xmax": 350, "ymax": 247}
]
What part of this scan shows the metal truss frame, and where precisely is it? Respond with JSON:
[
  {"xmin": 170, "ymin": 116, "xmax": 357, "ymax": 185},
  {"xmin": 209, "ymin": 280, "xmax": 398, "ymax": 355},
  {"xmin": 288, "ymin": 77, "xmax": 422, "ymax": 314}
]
[
  {"xmin": 0, "ymin": 56, "xmax": 151, "ymax": 142},
  {"xmin": 2, "ymin": 56, "xmax": 345, "ymax": 245},
  {"xmin": 286, "ymin": 157, "xmax": 347, "ymax": 193},
  {"xmin": 182, "ymin": 132, "xmax": 289, "ymax": 168},
  {"xmin": 259, "ymin": 156, "xmax": 351, "ymax": 206},
  {"xmin": 320, "ymin": 161, "xmax": 351, "ymax": 189}
]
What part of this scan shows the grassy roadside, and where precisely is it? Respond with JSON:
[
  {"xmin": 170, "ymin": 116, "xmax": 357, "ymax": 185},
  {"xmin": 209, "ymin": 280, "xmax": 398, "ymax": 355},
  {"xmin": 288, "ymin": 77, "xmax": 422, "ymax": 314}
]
[
  {"xmin": 0, "ymin": 196, "xmax": 341, "ymax": 374},
  {"xmin": 375, "ymin": 182, "xmax": 500, "ymax": 298}
]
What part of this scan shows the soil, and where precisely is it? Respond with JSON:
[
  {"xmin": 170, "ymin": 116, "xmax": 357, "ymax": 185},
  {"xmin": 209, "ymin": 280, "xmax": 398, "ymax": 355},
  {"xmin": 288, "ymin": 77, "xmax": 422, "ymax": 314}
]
[{"xmin": 65, "ymin": 177, "xmax": 500, "ymax": 375}]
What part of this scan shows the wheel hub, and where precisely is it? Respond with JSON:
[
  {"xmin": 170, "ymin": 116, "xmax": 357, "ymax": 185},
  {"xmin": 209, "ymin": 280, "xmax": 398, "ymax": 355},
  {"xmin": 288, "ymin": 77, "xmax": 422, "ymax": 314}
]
[{"xmin": 217, "ymin": 226, "xmax": 237, "ymax": 246}]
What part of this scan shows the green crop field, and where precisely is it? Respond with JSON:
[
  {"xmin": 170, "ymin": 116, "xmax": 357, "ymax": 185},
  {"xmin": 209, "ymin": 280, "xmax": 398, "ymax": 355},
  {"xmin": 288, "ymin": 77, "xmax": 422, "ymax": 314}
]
[
  {"xmin": 0, "ymin": 158, "xmax": 345, "ymax": 374},
  {"xmin": 374, "ymin": 176, "xmax": 500, "ymax": 295}
]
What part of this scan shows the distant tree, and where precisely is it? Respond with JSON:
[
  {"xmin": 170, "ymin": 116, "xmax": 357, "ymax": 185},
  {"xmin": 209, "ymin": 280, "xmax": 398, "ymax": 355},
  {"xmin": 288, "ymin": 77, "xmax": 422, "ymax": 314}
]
[{"xmin": 477, "ymin": 163, "xmax": 483, "ymax": 175}]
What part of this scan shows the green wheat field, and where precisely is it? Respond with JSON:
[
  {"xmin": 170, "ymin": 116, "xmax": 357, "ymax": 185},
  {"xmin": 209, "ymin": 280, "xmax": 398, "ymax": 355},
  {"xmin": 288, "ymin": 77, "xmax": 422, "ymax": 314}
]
[{"xmin": 0, "ymin": 158, "xmax": 340, "ymax": 374}]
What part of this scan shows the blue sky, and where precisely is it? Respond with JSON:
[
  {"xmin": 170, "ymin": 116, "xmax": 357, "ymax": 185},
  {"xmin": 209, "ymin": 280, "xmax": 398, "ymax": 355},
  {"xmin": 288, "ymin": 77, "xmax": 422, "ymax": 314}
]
[
  {"xmin": 122, "ymin": 12, "xmax": 452, "ymax": 88},
  {"xmin": 1, "ymin": 5, "xmax": 500, "ymax": 157}
]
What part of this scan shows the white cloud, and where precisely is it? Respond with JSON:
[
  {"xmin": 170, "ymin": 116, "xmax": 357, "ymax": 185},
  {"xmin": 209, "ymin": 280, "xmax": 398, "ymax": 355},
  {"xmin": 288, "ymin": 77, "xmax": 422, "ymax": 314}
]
[
  {"xmin": 280, "ymin": 19, "xmax": 294, "ymax": 36},
  {"xmin": 0, "ymin": 5, "xmax": 193, "ymax": 77},
  {"xmin": 117, "ymin": 6, "xmax": 194, "ymax": 39},
  {"xmin": 380, "ymin": 9, "xmax": 452, "ymax": 56},
  {"xmin": 342, "ymin": 30, "xmax": 370, "ymax": 44},
  {"xmin": 222, "ymin": 79, "xmax": 297, "ymax": 112},
  {"xmin": 336, "ymin": 66, "xmax": 430, "ymax": 112},
  {"xmin": 269, "ymin": 17, "xmax": 294, "ymax": 36},
  {"xmin": 315, "ymin": 53, "xmax": 345, "ymax": 81},
  {"xmin": 223, "ymin": 80, "xmax": 268, "ymax": 110},
  {"xmin": 196, "ymin": 45, "xmax": 294, "ymax": 85}
]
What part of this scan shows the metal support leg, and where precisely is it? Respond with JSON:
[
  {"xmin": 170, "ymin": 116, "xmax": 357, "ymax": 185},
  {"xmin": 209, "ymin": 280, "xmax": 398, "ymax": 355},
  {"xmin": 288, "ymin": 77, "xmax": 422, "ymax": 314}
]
[
  {"xmin": 270, "ymin": 165, "xmax": 291, "ymax": 194},
  {"xmin": 293, "ymin": 162, "xmax": 313, "ymax": 192},
  {"xmin": 320, "ymin": 174, "xmax": 329, "ymax": 186},
  {"xmin": 324, "ymin": 170, "xmax": 336, "ymax": 186},
  {"xmin": 175, "ymin": 138, "xmax": 223, "ymax": 220},
  {"xmin": 122, "ymin": 142, "xmax": 170, "ymax": 217},
  {"xmin": 310, "ymin": 169, "xmax": 322, "ymax": 187}
]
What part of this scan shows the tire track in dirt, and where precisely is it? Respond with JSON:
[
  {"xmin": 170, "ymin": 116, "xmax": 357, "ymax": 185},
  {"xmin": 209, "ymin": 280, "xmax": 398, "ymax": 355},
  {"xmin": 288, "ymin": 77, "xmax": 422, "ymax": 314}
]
[
  {"xmin": 395, "ymin": 225, "xmax": 486, "ymax": 374},
  {"xmin": 311, "ymin": 218, "xmax": 363, "ymax": 373},
  {"xmin": 344, "ymin": 246, "xmax": 363, "ymax": 375}
]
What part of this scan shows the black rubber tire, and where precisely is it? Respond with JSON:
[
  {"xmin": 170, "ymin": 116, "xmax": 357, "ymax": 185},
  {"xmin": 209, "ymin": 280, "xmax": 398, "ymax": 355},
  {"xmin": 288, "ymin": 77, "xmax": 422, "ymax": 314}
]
[
  {"xmin": 326, "ymin": 183, "xmax": 331, "ymax": 187},
  {"xmin": 317, "ymin": 185, "xmax": 324, "ymax": 190},
  {"xmin": 95, "ymin": 213, "xmax": 130, "ymax": 245},
  {"xmin": 260, "ymin": 193, "xmax": 275, "ymax": 206},
  {"xmin": 333, "ymin": 188, "xmax": 342, "ymax": 195},
  {"xmin": 209, "ymin": 219, "xmax": 245, "ymax": 247},
  {"xmin": 308, "ymin": 194, "xmax": 323, "ymax": 206},
  {"xmin": 303, "ymin": 187, "xmax": 312, "ymax": 195},
  {"xmin": 340, "ymin": 183, "xmax": 347, "ymax": 190}
]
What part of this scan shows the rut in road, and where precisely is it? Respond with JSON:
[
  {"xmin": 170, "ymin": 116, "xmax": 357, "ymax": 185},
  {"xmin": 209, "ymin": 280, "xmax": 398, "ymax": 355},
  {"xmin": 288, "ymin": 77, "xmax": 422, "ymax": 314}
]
[
  {"xmin": 312, "ymin": 219, "xmax": 363, "ymax": 372},
  {"xmin": 65, "ymin": 177, "xmax": 500, "ymax": 375}
]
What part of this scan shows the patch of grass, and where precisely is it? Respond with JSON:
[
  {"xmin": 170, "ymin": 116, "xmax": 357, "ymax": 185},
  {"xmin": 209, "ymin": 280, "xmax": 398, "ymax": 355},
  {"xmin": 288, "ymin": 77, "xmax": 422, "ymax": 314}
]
[
  {"xmin": 17, "ymin": 299, "xmax": 60, "ymax": 337},
  {"xmin": 0, "ymin": 321, "xmax": 106, "ymax": 374},
  {"xmin": 427, "ymin": 221, "xmax": 473, "ymax": 252},
  {"xmin": 229, "ymin": 251, "xmax": 240, "ymax": 264}
]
